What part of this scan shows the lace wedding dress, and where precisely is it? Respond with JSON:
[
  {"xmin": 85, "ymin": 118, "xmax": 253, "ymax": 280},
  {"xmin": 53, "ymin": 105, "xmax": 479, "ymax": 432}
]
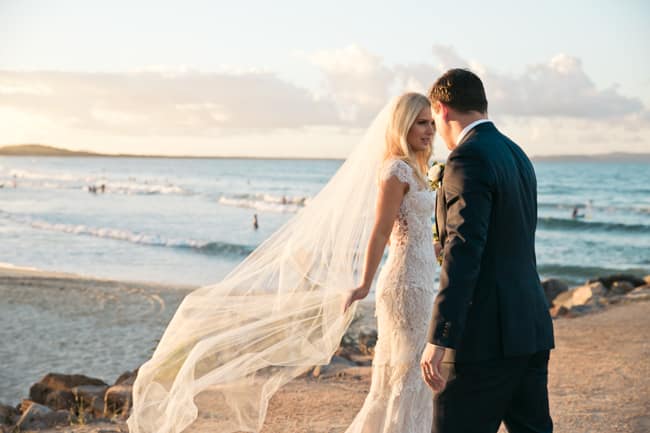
[
  {"xmin": 127, "ymin": 102, "xmax": 436, "ymax": 433},
  {"xmin": 345, "ymin": 158, "xmax": 437, "ymax": 433}
]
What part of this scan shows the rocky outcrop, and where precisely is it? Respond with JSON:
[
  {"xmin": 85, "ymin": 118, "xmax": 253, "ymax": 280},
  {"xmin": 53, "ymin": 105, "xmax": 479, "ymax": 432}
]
[
  {"xmin": 72, "ymin": 384, "xmax": 108, "ymax": 418},
  {"xmin": 357, "ymin": 327, "xmax": 378, "ymax": 356},
  {"xmin": 29, "ymin": 373, "xmax": 107, "ymax": 409},
  {"xmin": 103, "ymin": 385, "xmax": 132, "ymax": 419},
  {"xmin": 114, "ymin": 369, "xmax": 138, "ymax": 386},
  {"xmin": 550, "ymin": 274, "xmax": 650, "ymax": 318},
  {"xmin": 542, "ymin": 279, "xmax": 569, "ymax": 306},
  {"xmin": 627, "ymin": 284, "xmax": 650, "ymax": 301},
  {"xmin": 588, "ymin": 274, "xmax": 645, "ymax": 291},
  {"xmin": 2, "ymin": 370, "xmax": 139, "ymax": 431},
  {"xmin": 15, "ymin": 401, "xmax": 69, "ymax": 430},
  {"xmin": 0, "ymin": 404, "xmax": 19, "ymax": 426},
  {"xmin": 609, "ymin": 280, "xmax": 636, "ymax": 295}
]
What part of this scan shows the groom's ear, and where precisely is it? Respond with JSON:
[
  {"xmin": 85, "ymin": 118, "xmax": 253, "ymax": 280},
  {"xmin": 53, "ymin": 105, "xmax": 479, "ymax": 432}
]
[{"xmin": 437, "ymin": 102, "xmax": 449, "ymax": 122}]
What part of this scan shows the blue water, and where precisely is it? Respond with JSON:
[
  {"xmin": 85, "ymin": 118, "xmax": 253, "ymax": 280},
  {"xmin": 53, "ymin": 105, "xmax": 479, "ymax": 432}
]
[{"xmin": 1, "ymin": 157, "xmax": 649, "ymax": 286}]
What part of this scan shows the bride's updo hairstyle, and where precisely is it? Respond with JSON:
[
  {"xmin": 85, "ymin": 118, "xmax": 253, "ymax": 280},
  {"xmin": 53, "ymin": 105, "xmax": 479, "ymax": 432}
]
[{"xmin": 384, "ymin": 92, "xmax": 433, "ymax": 185}]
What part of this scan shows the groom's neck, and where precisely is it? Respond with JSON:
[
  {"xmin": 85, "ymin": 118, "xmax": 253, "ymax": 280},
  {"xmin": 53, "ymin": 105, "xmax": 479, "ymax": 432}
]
[{"xmin": 450, "ymin": 111, "xmax": 489, "ymax": 143}]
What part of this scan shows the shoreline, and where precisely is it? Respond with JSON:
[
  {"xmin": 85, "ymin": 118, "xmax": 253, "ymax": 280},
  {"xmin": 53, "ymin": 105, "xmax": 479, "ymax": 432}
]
[{"xmin": 0, "ymin": 263, "xmax": 198, "ymax": 292}]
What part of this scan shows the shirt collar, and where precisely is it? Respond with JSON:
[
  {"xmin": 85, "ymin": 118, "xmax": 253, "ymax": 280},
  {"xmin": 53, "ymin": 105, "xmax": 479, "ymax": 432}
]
[{"xmin": 456, "ymin": 119, "xmax": 492, "ymax": 146}]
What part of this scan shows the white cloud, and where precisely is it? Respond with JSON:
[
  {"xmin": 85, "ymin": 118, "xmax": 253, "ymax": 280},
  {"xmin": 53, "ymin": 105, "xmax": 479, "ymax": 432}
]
[
  {"xmin": 482, "ymin": 53, "xmax": 645, "ymax": 118},
  {"xmin": 1, "ymin": 45, "xmax": 648, "ymax": 157},
  {"xmin": 0, "ymin": 70, "xmax": 340, "ymax": 136},
  {"xmin": 310, "ymin": 45, "xmax": 647, "ymax": 121},
  {"xmin": 307, "ymin": 45, "xmax": 650, "ymax": 156},
  {"xmin": 309, "ymin": 45, "xmax": 393, "ymax": 123}
]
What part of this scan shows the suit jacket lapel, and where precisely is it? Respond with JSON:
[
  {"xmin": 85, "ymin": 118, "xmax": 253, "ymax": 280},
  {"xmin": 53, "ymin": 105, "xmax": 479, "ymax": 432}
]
[
  {"xmin": 435, "ymin": 183, "xmax": 446, "ymax": 245},
  {"xmin": 436, "ymin": 123, "xmax": 492, "ymax": 246}
]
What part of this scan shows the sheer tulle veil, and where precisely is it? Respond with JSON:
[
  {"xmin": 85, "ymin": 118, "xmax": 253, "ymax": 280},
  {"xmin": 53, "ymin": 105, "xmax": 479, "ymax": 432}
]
[{"xmin": 127, "ymin": 100, "xmax": 396, "ymax": 433}]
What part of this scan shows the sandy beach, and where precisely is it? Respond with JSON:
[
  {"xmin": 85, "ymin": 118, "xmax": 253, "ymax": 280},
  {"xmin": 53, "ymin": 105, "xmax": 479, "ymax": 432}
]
[
  {"xmin": 2, "ymin": 266, "xmax": 649, "ymax": 433},
  {"xmin": 259, "ymin": 300, "xmax": 650, "ymax": 433},
  {"xmin": 0, "ymin": 265, "xmax": 193, "ymax": 405}
]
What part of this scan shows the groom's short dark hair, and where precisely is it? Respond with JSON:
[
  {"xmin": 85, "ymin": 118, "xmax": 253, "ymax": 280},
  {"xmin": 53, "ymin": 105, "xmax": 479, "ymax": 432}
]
[{"xmin": 429, "ymin": 68, "xmax": 488, "ymax": 114}]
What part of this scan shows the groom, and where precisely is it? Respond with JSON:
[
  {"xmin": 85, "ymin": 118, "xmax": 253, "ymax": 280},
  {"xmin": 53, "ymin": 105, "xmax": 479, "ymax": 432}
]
[{"xmin": 420, "ymin": 69, "xmax": 555, "ymax": 433}]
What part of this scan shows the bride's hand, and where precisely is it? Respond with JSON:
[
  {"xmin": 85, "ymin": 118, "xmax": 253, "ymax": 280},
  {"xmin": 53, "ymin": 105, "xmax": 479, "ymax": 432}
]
[{"xmin": 341, "ymin": 285, "xmax": 370, "ymax": 314}]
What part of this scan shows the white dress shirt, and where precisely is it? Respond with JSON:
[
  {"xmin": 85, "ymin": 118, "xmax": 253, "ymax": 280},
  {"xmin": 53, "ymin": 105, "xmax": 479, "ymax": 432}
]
[{"xmin": 456, "ymin": 119, "xmax": 492, "ymax": 146}]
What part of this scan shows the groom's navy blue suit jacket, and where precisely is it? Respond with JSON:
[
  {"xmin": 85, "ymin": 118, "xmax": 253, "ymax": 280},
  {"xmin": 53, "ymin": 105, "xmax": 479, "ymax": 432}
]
[{"xmin": 427, "ymin": 122, "xmax": 555, "ymax": 362}]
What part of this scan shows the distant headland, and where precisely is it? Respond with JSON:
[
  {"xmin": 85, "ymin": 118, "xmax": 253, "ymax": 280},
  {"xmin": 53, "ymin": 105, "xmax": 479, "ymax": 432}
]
[
  {"xmin": 0, "ymin": 144, "xmax": 342, "ymax": 160},
  {"xmin": 1, "ymin": 144, "xmax": 649, "ymax": 162},
  {"xmin": 0, "ymin": 144, "xmax": 102, "ymax": 157}
]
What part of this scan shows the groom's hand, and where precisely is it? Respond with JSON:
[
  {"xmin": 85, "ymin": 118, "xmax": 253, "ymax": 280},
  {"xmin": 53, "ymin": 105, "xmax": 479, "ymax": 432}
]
[
  {"xmin": 434, "ymin": 241, "xmax": 443, "ymax": 258},
  {"xmin": 420, "ymin": 343, "xmax": 446, "ymax": 392}
]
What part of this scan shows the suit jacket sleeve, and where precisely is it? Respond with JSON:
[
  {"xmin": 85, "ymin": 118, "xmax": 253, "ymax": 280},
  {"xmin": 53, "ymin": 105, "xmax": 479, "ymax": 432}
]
[{"xmin": 427, "ymin": 145, "xmax": 494, "ymax": 348}]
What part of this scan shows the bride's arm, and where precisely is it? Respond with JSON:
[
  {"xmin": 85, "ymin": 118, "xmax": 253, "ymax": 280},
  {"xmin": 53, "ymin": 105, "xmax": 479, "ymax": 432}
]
[{"xmin": 342, "ymin": 175, "xmax": 407, "ymax": 312}]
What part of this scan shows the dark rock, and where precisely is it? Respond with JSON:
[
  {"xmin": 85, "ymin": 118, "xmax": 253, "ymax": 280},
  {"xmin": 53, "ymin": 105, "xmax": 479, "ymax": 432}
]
[
  {"xmin": 334, "ymin": 344, "xmax": 357, "ymax": 360},
  {"xmin": 605, "ymin": 294, "xmax": 625, "ymax": 305},
  {"xmin": 358, "ymin": 327, "xmax": 378, "ymax": 355},
  {"xmin": 20, "ymin": 399, "xmax": 35, "ymax": 413},
  {"xmin": 44, "ymin": 389, "xmax": 75, "ymax": 410},
  {"xmin": 30, "ymin": 373, "xmax": 107, "ymax": 410},
  {"xmin": 347, "ymin": 353, "xmax": 374, "ymax": 366},
  {"xmin": 550, "ymin": 304, "xmax": 569, "ymax": 318},
  {"xmin": 550, "ymin": 282, "xmax": 607, "ymax": 317},
  {"xmin": 569, "ymin": 282, "xmax": 605, "ymax": 307},
  {"xmin": 28, "ymin": 383, "xmax": 50, "ymax": 406},
  {"xmin": 0, "ymin": 404, "xmax": 19, "ymax": 425},
  {"xmin": 552, "ymin": 290, "xmax": 573, "ymax": 308},
  {"xmin": 339, "ymin": 334, "xmax": 356, "ymax": 349},
  {"xmin": 104, "ymin": 385, "xmax": 132, "ymax": 418},
  {"xmin": 588, "ymin": 274, "xmax": 645, "ymax": 290},
  {"xmin": 541, "ymin": 278, "xmax": 569, "ymax": 306},
  {"xmin": 609, "ymin": 281, "xmax": 635, "ymax": 295},
  {"xmin": 626, "ymin": 284, "xmax": 650, "ymax": 302},
  {"xmin": 566, "ymin": 304, "xmax": 601, "ymax": 317},
  {"xmin": 114, "ymin": 369, "xmax": 138, "ymax": 386},
  {"xmin": 72, "ymin": 384, "xmax": 109, "ymax": 418},
  {"xmin": 16, "ymin": 401, "xmax": 69, "ymax": 430},
  {"xmin": 36, "ymin": 373, "xmax": 107, "ymax": 391}
]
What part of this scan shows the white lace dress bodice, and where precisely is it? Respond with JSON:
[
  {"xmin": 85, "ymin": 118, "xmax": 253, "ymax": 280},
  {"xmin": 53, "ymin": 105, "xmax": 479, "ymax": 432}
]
[
  {"xmin": 377, "ymin": 159, "xmax": 437, "ymax": 296},
  {"xmin": 345, "ymin": 159, "xmax": 437, "ymax": 433}
]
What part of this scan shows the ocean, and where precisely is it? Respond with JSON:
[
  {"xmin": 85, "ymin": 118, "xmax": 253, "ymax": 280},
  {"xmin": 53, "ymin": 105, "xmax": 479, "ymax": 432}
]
[
  {"xmin": 1, "ymin": 156, "xmax": 649, "ymax": 404},
  {"xmin": 1, "ymin": 156, "xmax": 648, "ymax": 286}
]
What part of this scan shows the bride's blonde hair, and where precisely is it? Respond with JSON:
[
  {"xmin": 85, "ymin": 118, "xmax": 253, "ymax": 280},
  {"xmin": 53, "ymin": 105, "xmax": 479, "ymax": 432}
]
[{"xmin": 384, "ymin": 92, "xmax": 433, "ymax": 185}]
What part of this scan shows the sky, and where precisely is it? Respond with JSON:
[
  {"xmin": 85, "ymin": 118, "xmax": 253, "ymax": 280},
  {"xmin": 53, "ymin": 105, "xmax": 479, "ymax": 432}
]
[{"xmin": 1, "ymin": 0, "xmax": 649, "ymax": 159}]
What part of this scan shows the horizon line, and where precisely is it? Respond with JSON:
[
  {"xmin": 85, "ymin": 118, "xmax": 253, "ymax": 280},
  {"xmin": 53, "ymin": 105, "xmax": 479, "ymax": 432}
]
[{"xmin": 1, "ymin": 143, "xmax": 649, "ymax": 161}]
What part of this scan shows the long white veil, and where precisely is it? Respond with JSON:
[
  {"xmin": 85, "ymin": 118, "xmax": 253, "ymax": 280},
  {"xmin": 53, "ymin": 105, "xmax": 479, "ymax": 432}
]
[{"xmin": 127, "ymin": 101, "xmax": 395, "ymax": 433}]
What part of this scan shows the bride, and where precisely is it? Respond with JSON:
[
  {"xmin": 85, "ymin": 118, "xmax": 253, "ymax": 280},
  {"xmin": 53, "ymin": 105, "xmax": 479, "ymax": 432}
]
[{"xmin": 127, "ymin": 92, "xmax": 437, "ymax": 433}]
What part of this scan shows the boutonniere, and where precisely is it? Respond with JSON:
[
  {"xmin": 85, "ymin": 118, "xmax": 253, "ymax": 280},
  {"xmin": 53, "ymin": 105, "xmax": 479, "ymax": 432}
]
[{"xmin": 427, "ymin": 161, "xmax": 445, "ymax": 191}]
